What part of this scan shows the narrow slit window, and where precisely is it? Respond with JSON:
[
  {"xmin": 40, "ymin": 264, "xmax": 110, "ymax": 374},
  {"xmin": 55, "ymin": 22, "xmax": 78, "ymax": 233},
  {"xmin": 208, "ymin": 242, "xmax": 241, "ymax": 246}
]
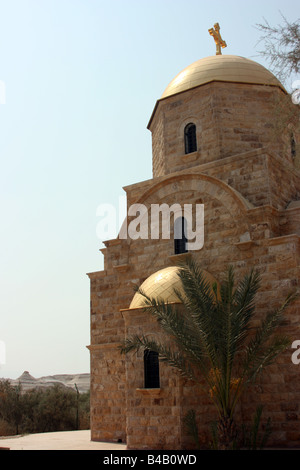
[
  {"xmin": 174, "ymin": 216, "xmax": 188, "ymax": 255},
  {"xmin": 291, "ymin": 133, "xmax": 296, "ymax": 160},
  {"xmin": 184, "ymin": 123, "xmax": 197, "ymax": 154},
  {"xmin": 144, "ymin": 350, "xmax": 160, "ymax": 388}
]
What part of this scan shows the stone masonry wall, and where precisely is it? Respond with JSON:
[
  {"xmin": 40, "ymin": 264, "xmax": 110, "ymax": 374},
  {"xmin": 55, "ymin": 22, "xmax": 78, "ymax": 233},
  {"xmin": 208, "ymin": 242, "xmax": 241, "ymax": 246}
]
[
  {"xmin": 122, "ymin": 309, "xmax": 183, "ymax": 450},
  {"xmin": 89, "ymin": 74, "xmax": 300, "ymax": 448},
  {"xmin": 149, "ymin": 82, "xmax": 292, "ymax": 178}
]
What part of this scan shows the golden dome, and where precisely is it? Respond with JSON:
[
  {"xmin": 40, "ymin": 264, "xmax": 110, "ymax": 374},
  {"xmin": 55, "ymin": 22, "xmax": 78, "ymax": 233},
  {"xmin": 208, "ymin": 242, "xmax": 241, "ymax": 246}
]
[
  {"xmin": 129, "ymin": 266, "xmax": 219, "ymax": 309},
  {"xmin": 129, "ymin": 266, "xmax": 182, "ymax": 309},
  {"xmin": 161, "ymin": 55, "xmax": 285, "ymax": 99}
]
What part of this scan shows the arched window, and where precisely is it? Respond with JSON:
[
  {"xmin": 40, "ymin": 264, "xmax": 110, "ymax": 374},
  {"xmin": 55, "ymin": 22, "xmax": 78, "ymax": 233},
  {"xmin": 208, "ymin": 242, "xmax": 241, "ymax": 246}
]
[
  {"xmin": 184, "ymin": 123, "xmax": 197, "ymax": 154},
  {"xmin": 144, "ymin": 350, "xmax": 160, "ymax": 388},
  {"xmin": 174, "ymin": 216, "xmax": 188, "ymax": 255}
]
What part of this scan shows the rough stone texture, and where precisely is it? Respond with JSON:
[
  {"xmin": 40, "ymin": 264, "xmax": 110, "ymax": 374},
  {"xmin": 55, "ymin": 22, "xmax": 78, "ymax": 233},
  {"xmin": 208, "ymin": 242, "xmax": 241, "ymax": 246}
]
[
  {"xmin": 88, "ymin": 74, "xmax": 300, "ymax": 449},
  {"xmin": 149, "ymin": 82, "xmax": 297, "ymax": 178}
]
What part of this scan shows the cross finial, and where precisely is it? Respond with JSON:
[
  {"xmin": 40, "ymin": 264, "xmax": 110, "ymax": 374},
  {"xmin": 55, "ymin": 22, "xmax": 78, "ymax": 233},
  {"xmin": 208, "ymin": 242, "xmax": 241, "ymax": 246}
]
[{"xmin": 208, "ymin": 23, "xmax": 227, "ymax": 55}]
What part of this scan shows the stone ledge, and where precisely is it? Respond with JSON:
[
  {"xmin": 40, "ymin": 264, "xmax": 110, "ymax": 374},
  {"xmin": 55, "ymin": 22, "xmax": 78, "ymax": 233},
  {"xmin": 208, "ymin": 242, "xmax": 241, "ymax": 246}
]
[
  {"xmin": 136, "ymin": 388, "xmax": 162, "ymax": 396},
  {"xmin": 181, "ymin": 151, "xmax": 198, "ymax": 163},
  {"xmin": 235, "ymin": 240, "xmax": 255, "ymax": 251},
  {"xmin": 113, "ymin": 264, "xmax": 130, "ymax": 272},
  {"xmin": 87, "ymin": 343, "xmax": 122, "ymax": 351},
  {"xmin": 86, "ymin": 270, "xmax": 107, "ymax": 279},
  {"xmin": 169, "ymin": 252, "xmax": 192, "ymax": 264},
  {"xmin": 261, "ymin": 233, "xmax": 300, "ymax": 246},
  {"xmin": 103, "ymin": 239, "xmax": 122, "ymax": 248}
]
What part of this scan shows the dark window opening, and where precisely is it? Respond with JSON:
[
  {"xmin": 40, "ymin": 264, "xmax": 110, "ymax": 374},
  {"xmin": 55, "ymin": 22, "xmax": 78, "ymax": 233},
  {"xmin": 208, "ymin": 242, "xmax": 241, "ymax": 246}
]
[
  {"xmin": 291, "ymin": 133, "xmax": 296, "ymax": 160},
  {"xmin": 184, "ymin": 123, "xmax": 197, "ymax": 154},
  {"xmin": 144, "ymin": 350, "xmax": 160, "ymax": 388},
  {"xmin": 174, "ymin": 216, "xmax": 188, "ymax": 255}
]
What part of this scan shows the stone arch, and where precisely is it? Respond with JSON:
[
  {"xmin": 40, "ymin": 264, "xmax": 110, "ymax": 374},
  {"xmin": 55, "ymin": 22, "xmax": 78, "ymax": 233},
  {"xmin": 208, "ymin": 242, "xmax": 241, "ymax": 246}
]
[
  {"xmin": 119, "ymin": 173, "xmax": 252, "ymax": 244},
  {"xmin": 136, "ymin": 173, "xmax": 252, "ymax": 212}
]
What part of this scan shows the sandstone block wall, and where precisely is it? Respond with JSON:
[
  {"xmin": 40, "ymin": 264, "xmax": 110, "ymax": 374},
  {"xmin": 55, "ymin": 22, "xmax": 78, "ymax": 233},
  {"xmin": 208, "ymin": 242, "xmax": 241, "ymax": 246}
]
[
  {"xmin": 149, "ymin": 82, "xmax": 294, "ymax": 178},
  {"xmin": 88, "ymin": 76, "xmax": 300, "ymax": 449},
  {"xmin": 88, "ymin": 160, "xmax": 300, "ymax": 447}
]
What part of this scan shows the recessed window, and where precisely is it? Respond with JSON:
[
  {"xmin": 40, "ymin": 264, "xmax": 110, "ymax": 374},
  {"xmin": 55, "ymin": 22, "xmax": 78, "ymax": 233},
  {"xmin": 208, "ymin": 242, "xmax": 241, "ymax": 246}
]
[
  {"xmin": 174, "ymin": 216, "xmax": 188, "ymax": 255},
  {"xmin": 291, "ymin": 133, "xmax": 296, "ymax": 160},
  {"xmin": 184, "ymin": 123, "xmax": 197, "ymax": 154},
  {"xmin": 144, "ymin": 350, "xmax": 160, "ymax": 388}
]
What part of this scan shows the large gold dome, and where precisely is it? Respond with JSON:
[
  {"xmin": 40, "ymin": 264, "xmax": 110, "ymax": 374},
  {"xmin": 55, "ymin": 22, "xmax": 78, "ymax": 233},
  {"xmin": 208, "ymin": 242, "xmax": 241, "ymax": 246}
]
[{"xmin": 161, "ymin": 55, "xmax": 285, "ymax": 99}]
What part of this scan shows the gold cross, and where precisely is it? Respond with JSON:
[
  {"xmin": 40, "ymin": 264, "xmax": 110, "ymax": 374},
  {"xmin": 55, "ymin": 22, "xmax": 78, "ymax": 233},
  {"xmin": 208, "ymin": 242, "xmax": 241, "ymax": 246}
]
[{"xmin": 208, "ymin": 23, "xmax": 227, "ymax": 55}]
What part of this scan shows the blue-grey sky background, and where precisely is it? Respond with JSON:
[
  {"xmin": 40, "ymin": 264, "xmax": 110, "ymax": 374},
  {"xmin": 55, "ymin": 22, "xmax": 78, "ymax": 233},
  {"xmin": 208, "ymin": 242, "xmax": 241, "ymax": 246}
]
[{"xmin": 0, "ymin": 0, "xmax": 298, "ymax": 379}]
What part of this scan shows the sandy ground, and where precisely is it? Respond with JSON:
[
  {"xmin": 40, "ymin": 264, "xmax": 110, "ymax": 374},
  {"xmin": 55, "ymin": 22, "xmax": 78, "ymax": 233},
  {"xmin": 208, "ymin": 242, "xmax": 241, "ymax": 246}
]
[{"xmin": 0, "ymin": 430, "xmax": 127, "ymax": 450}]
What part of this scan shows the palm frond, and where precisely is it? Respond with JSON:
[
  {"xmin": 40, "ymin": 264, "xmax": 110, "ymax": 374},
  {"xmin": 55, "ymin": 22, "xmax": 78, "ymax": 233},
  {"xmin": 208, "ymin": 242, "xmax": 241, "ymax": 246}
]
[
  {"xmin": 120, "ymin": 333, "xmax": 196, "ymax": 381},
  {"xmin": 183, "ymin": 409, "xmax": 201, "ymax": 449},
  {"xmin": 120, "ymin": 260, "xmax": 299, "ymax": 448},
  {"xmin": 134, "ymin": 277, "xmax": 219, "ymax": 378},
  {"xmin": 245, "ymin": 334, "xmax": 290, "ymax": 384},
  {"xmin": 242, "ymin": 290, "xmax": 298, "ymax": 381},
  {"xmin": 175, "ymin": 260, "xmax": 220, "ymax": 368}
]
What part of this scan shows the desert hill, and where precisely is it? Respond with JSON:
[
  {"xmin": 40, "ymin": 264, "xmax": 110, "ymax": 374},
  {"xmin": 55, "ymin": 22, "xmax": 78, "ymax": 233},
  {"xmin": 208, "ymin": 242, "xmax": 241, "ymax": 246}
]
[{"xmin": 4, "ymin": 370, "xmax": 90, "ymax": 394}]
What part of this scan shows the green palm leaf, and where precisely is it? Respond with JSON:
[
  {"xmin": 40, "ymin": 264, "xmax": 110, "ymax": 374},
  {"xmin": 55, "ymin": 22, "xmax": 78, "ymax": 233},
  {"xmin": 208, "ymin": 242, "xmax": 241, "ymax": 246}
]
[{"xmin": 121, "ymin": 260, "xmax": 299, "ymax": 448}]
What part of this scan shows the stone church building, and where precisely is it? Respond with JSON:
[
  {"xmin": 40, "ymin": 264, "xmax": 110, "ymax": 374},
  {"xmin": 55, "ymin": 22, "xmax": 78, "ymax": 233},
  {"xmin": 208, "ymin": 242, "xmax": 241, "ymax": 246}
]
[{"xmin": 87, "ymin": 38, "xmax": 300, "ymax": 449}]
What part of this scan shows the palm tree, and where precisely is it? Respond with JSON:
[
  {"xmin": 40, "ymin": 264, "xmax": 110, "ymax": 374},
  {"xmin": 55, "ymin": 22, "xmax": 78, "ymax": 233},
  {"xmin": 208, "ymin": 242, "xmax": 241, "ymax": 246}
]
[{"xmin": 121, "ymin": 259, "xmax": 298, "ymax": 449}]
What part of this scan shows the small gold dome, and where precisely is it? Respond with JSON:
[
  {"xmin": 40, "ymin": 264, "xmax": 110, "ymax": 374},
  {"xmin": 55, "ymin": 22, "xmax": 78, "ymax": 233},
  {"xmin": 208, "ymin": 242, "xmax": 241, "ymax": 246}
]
[
  {"xmin": 129, "ymin": 266, "xmax": 182, "ymax": 309},
  {"xmin": 129, "ymin": 266, "xmax": 219, "ymax": 309},
  {"xmin": 161, "ymin": 55, "xmax": 285, "ymax": 99}
]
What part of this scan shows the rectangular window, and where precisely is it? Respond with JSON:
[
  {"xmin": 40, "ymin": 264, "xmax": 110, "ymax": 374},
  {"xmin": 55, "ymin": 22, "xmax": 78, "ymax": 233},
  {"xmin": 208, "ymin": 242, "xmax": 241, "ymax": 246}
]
[
  {"xmin": 144, "ymin": 350, "xmax": 160, "ymax": 388},
  {"xmin": 174, "ymin": 217, "xmax": 188, "ymax": 254}
]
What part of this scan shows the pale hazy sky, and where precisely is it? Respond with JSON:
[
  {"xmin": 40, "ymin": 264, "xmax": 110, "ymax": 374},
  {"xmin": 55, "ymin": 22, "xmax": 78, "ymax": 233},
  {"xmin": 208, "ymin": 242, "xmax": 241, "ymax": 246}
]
[{"xmin": 0, "ymin": 0, "xmax": 298, "ymax": 379}]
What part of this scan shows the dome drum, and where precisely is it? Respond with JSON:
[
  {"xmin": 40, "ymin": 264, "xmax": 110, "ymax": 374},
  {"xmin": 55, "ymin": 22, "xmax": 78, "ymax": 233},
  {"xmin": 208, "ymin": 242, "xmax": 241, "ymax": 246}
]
[{"xmin": 148, "ymin": 55, "xmax": 287, "ymax": 178}]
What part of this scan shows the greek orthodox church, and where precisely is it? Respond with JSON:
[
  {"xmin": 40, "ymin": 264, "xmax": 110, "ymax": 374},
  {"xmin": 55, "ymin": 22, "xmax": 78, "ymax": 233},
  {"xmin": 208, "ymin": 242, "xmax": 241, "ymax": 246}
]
[{"xmin": 87, "ymin": 25, "xmax": 300, "ymax": 449}]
